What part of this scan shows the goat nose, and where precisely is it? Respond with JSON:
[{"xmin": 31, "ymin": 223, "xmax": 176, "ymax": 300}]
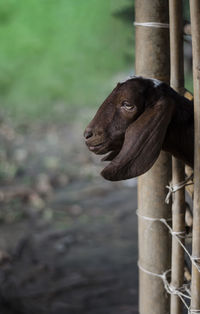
[{"xmin": 84, "ymin": 128, "xmax": 93, "ymax": 139}]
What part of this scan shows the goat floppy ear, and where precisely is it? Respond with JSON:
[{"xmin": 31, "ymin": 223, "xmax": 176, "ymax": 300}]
[{"xmin": 101, "ymin": 98, "xmax": 174, "ymax": 181}]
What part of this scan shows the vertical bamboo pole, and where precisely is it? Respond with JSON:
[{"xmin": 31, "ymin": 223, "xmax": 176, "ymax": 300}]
[
  {"xmin": 169, "ymin": 1, "xmax": 185, "ymax": 314},
  {"xmin": 189, "ymin": 0, "xmax": 200, "ymax": 312},
  {"xmin": 135, "ymin": 1, "xmax": 172, "ymax": 314}
]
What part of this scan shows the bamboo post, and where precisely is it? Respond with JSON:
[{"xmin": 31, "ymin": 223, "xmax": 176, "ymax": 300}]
[
  {"xmin": 135, "ymin": 1, "xmax": 172, "ymax": 314},
  {"xmin": 189, "ymin": 0, "xmax": 200, "ymax": 312},
  {"xmin": 169, "ymin": 1, "xmax": 186, "ymax": 314}
]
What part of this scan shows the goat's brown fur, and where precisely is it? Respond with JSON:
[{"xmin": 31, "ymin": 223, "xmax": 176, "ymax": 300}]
[{"xmin": 84, "ymin": 77, "xmax": 194, "ymax": 181}]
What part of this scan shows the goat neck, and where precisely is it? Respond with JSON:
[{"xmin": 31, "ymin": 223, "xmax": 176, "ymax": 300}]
[{"xmin": 162, "ymin": 92, "xmax": 194, "ymax": 167}]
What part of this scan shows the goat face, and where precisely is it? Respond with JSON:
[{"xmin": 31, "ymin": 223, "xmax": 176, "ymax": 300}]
[{"xmin": 84, "ymin": 77, "xmax": 175, "ymax": 181}]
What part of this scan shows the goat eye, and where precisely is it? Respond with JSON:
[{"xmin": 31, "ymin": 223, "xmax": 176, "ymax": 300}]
[{"xmin": 122, "ymin": 101, "xmax": 135, "ymax": 111}]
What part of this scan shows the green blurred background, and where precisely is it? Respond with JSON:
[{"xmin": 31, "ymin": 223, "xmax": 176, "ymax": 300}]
[
  {"xmin": 0, "ymin": 0, "xmax": 192, "ymax": 123},
  {"xmin": 0, "ymin": 0, "xmax": 134, "ymax": 122}
]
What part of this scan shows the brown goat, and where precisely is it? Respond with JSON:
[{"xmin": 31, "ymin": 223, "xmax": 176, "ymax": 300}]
[{"xmin": 84, "ymin": 76, "xmax": 194, "ymax": 181}]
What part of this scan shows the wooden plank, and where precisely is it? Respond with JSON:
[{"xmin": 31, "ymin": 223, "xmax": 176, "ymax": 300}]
[
  {"xmin": 135, "ymin": 1, "xmax": 172, "ymax": 313},
  {"xmin": 189, "ymin": 0, "xmax": 200, "ymax": 312},
  {"xmin": 169, "ymin": 1, "xmax": 185, "ymax": 314}
]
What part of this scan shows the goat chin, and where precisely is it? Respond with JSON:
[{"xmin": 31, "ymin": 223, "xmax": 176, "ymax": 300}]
[{"xmin": 101, "ymin": 150, "xmax": 120, "ymax": 161}]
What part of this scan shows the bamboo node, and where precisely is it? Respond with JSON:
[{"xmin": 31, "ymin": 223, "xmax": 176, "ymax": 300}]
[
  {"xmin": 134, "ymin": 22, "xmax": 169, "ymax": 29},
  {"xmin": 136, "ymin": 210, "xmax": 172, "ymax": 222},
  {"xmin": 138, "ymin": 261, "xmax": 170, "ymax": 281}
]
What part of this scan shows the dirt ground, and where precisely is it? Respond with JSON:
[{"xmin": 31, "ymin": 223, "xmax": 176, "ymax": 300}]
[{"xmin": 0, "ymin": 116, "xmax": 138, "ymax": 314}]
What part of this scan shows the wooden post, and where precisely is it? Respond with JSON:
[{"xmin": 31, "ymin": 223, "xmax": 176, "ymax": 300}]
[
  {"xmin": 189, "ymin": 0, "xmax": 200, "ymax": 312},
  {"xmin": 135, "ymin": 1, "xmax": 172, "ymax": 314},
  {"xmin": 169, "ymin": 1, "xmax": 185, "ymax": 314}
]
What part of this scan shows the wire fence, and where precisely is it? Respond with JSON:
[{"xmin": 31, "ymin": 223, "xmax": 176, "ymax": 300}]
[{"xmin": 137, "ymin": 175, "xmax": 200, "ymax": 314}]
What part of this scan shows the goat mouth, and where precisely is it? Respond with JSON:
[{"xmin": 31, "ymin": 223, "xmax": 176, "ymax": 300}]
[
  {"xmin": 87, "ymin": 138, "xmax": 124, "ymax": 157},
  {"xmin": 100, "ymin": 138, "xmax": 124, "ymax": 161},
  {"xmin": 88, "ymin": 142, "xmax": 109, "ymax": 154}
]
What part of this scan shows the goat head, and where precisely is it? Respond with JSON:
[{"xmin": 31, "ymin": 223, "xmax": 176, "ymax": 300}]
[{"xmin": 84, "ymin": 77, "xmax": 176, "ymax": 181}]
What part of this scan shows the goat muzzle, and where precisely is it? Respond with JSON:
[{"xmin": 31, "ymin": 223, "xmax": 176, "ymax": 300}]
[{"xmin": 84, "ymin": 128, "xmax": 93, "ymax": 140}]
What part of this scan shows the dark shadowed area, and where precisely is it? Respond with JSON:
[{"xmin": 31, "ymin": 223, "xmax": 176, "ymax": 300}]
[{"xmin": 0, "ymin": 119, "xmax": 138, "ymax": 314}]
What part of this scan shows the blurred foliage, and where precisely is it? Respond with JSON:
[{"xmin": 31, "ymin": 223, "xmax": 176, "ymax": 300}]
[
  {"xmin": 185, "ymin": 73, "xmax": 193, "ymax": 93},
  {"xmin": 0, "ymin": 0, "xmax": 134, "ymax": 122},
  {"xmin": 0, "ymin": 0, "xmax": 193, "ymax": 123},
  {"xmin": 183, "ymin": 0, "xmax": 190, "ymax": 22},
  {"xmin": 113, "ymin": 0, "xmax": 134, "ymax": 24}
]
